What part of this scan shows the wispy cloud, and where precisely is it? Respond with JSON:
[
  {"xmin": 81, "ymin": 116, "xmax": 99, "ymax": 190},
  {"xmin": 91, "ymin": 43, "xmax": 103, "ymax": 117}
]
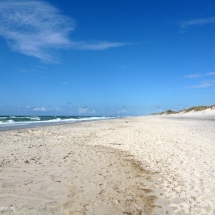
[
  {"xmin": 206, "ymin": 72, "xmax": 215, "ymax": 76},
  {"xmin": 185, "ymin": 80, "xmax": 215, "ymax": 88},
  {"xmin": 117, "ymin": 109, "xmax": 127, "ymax": 114},
  {"xmin": 185, "ymin": 72, "xmax": 215, "ymax": 78},
  {"xmin": 0, "ymin": 1, "xmax": 74, "ymax": 62},
  {"xmin": 71, "ymin": 41, "xmax": 127, "ymax": 50},
  {"xmin": 179, "ymin": 17, "xmax": 215, "ymax": 28},
  {"xmin": 78, "ymin": 107, "xmax": 88, "ymax": 114},
  {"xmin": 78, "ymin": 107, "xmax": 96, "ymax": 114},
  {"xmin": 89, "ymin": 110, "xmax": 96, "ymax": 114},
  {"xmin": 33, "ymin": 106, "xmax": 46, "ymax": 111},
  {"xmin": 0, "ymin": 1, "xmax": 127, "ymax": 62},
  {"xmin": 19, "ymin": 69, "xmax": 39, "ymax": 73},
  {"xmin": 184, "ymin": 73, "xmax": 201, "ymax": 78}
]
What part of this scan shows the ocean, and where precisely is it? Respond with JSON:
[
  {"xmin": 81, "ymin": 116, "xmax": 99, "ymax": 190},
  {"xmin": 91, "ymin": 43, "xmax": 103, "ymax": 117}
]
[{"xmin": 0, "ymin": 116, "xmax": 115, "ymax": 131}]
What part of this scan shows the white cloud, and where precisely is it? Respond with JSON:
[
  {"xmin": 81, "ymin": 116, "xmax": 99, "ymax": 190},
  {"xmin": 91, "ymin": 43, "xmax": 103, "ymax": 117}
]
[
  {"xmin": 185, "ymin": 72, "xmax": 215, "ymax": 78},
  {"xmin": 71, "ymin": 41, "xmax": 126, "ymax": 50},
  {"xmin": 62, "ymin": 82, "xmax": 68, "ymax": 85},
  {"xmin": 185, "ymin": 81, "xmax": 214, "ymax": 89},
  {"xmin": 186, "ymin": 83, "xmax": 212, "ymax": 88},
  {"xmin": 184, "ymin": 73, "xmax": 201, "ymax": 78},
  {"xmin": 179, "ymin": 17, "xmax": 215, "ymax": 28},
  {"xmin": 78, "ymin": 107, "xmax": 88, "ymax": 114},
  {"xmin": 0, "ymin": 1, "xmax": 127, "ymax": 62},
  {"xmin": 33, "ymin": 107, "xmax": 46, "ymax": 111},
  {"xmin": 0, "ymin": 1, "xmax": 74, "ymax": 62},
  {"xmin": 118, "ymin": 109, "xmax": 127, "ymax": 114},
  {"xmin": 89, "ymin": 110, "xmax": 96, "ymax": 114},
  {"xmin": 205, "ymin": 72, "xmax": 215, "ymax": 76}
]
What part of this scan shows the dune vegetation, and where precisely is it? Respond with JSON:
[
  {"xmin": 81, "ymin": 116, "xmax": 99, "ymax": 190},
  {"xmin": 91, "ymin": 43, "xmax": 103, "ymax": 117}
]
[{"xmin": 150, "ymin": 104, "xmax": 215, "ymax": 115}]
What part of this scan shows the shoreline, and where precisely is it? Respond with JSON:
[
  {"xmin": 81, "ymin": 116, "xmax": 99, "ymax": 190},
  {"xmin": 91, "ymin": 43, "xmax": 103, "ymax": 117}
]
[
  {"xmin": 1, "ymin": 116, "xmax": 215, "ymax": 214},
  {"xmin": 0, "ymin": 117, "xmax": 122, "ymax": 132}
]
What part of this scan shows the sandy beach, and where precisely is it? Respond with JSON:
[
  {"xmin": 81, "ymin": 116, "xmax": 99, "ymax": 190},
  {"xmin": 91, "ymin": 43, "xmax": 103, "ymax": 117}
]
[{"xmin": 0, "ymin": 115, "xmax": 215, "ymax": 215}]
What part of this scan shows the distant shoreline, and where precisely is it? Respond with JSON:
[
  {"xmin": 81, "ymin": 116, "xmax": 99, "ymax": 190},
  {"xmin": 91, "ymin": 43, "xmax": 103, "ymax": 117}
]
[{"xmin": 0, "ymin": 116, "xmax": 119, "ymax": 131}]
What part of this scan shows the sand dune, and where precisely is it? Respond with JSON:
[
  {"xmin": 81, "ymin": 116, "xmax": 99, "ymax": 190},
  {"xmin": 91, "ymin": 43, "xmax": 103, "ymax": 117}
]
[
  {"xmin": 0, "ymin": 116, "xmax": 215, "ymax": 214},
  {"xmin": 161, "ymin": 107, "xmax": 215, "ymax": 119}
]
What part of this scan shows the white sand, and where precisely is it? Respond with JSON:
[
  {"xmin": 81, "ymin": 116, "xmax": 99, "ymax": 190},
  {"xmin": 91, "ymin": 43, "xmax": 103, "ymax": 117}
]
[{"xmin": 0, "ymin": 115, "xmax": 215, "ymax": 214}]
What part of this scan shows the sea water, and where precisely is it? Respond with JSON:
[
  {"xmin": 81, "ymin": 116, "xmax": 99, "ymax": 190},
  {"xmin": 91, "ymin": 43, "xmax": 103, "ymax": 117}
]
[{"xmin": 0, "ymin": 116, "xmax": 114, "ymax": 131}]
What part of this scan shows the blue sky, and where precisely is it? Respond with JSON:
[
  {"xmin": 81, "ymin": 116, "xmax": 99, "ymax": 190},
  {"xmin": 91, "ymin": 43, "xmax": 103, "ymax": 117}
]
[{"xmin": 0, "ymin": 0, "xmax": 215, "ymax": 116}]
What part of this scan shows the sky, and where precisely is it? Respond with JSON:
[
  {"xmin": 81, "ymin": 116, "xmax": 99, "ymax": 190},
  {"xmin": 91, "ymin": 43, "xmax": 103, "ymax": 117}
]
[{"xmin": 0, "ymin": 0, "xmax": 215, "ymax": 116}]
